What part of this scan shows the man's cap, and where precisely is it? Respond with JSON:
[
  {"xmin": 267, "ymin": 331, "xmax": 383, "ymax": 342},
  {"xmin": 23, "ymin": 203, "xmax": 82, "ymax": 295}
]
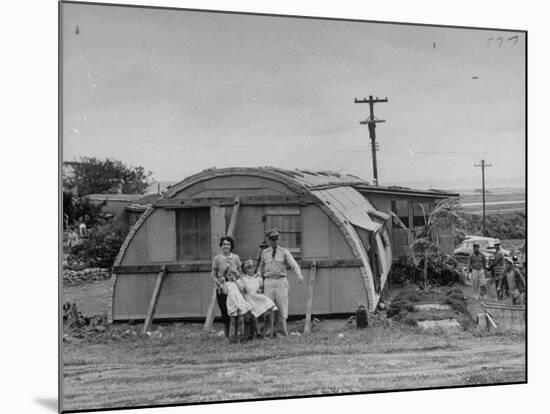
[
  {"xmin": 494, "ymin": 241, "xmax": 501, "ymax": 245},
  {"xmin": 266, "ymin": 228, "xmax": 281, "ymax": 239},
  {"xmin": 473, "ymin": 242, "xmax": 480, "ymax": 247}
]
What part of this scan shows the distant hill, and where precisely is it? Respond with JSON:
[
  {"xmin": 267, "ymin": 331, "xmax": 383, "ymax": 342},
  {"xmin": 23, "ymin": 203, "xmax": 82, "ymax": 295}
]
[{"xmin": 386, "ymin": 176, "xmax": 525, "ymax": 191}]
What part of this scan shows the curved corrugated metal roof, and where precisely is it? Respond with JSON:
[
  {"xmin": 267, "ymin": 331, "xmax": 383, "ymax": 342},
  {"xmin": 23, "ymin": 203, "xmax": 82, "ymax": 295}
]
[{"xmin": 165, "ymin": 166, "xmax": 457, "ymax": 197}]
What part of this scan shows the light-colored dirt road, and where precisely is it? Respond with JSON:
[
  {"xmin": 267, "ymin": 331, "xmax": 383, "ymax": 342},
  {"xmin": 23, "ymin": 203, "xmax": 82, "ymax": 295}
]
[{"xmin": 62, "ymin": 321, "xmax": 525, "ymax": 411}]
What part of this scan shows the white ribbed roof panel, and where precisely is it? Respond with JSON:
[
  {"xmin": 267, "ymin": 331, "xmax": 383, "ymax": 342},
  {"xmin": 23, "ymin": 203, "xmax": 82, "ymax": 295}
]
[{"xmin": 312, "ymin": 187, "xmax": 381, "ymax": 232}]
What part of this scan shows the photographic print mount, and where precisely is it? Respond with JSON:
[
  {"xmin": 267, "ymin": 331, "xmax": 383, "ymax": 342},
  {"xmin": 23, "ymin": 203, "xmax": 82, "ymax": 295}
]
[{"xmin": 60, "ymin": 1, "xmax": 527, "ymax": 412}]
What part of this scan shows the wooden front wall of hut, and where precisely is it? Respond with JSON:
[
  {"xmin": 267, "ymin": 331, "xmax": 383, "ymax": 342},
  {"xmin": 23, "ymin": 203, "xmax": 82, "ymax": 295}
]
[{"xmin": 110, "ymin": 169, "xmax": 393, "ymax": 321}]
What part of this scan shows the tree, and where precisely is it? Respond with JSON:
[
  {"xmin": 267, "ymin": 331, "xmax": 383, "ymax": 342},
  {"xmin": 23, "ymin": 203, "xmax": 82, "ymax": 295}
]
[
  {"xmin": 63, "ymin": 191, "xmax": 103, "ymax": 228},
  {"xmin": 63, "ymin": 157, "xmax": 153, "ymax": 197},
  {"xmin": 408, "ymin": 198, "xmax": 469, "ymax": 289}
]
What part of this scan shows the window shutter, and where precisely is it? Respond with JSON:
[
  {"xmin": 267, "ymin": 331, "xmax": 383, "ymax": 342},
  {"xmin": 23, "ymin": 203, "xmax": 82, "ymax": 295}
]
[
  {"xmin": 176, "ymin": 208, "xmax": 212, "ymax": 261},
  {"xmin": 264, "ymin": 206, "xmax": 302, "ymax": 256}
]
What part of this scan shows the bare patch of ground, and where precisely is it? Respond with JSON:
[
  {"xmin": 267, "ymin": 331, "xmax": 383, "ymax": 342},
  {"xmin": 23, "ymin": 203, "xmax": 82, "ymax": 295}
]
[
  {"xmin": 62, "ymin": 281, "xmax": 526, "ymax": 412},
  {"xmin": 63, "ymin": 279, "xmax": 111, "ymax": 316}
]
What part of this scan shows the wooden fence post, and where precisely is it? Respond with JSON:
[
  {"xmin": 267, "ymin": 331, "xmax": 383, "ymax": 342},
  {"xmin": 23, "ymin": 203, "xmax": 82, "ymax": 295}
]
[{"xmin": 304, "ymin": 261, "xmax": 317, "ymax": 335}]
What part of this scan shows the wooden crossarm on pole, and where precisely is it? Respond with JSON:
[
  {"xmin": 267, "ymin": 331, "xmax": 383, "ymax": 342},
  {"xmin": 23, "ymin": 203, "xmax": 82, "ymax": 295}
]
[
  {"xmin": 203, "ymin": 197, "xmax": 241, "ymax": 333},
  {"xmin": 304, "ymin": 260, "xmax": 317, "ymax": 335},
  {"xmin": 142, "ymin": 264, "xmax": 167, "ymax": 334}
]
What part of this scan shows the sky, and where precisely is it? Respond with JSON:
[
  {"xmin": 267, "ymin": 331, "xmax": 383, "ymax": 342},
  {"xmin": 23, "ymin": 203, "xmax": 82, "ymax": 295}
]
[{"xmin": 62, "ymin": 3, "xmax": 526, "ymax": 190}]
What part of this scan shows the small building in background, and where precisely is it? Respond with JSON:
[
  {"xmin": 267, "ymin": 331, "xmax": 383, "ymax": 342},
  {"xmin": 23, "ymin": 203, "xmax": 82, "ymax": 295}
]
[
  {"xmin": 84, "ymin": 194, "xmax": 144, "ymax": 220},
  {"xmin": 353, "ymin": 184, "xmax": 459, "ymax": 258},
  {"xmin": 84, "ymin": 193, "xmax": 162, "ymax": 226}
]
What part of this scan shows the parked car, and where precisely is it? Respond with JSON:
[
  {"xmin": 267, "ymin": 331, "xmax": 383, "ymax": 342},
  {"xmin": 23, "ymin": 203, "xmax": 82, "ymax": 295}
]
[{"xmin": 454, "ymin": 236, "xmax": 510, "ymax": 268}]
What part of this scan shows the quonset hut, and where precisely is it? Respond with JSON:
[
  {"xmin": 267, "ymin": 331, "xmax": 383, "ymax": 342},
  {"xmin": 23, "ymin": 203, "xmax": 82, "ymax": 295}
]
[{"xmin": 110, "ymin": 167, "xmax": 456, "ymax": 322}]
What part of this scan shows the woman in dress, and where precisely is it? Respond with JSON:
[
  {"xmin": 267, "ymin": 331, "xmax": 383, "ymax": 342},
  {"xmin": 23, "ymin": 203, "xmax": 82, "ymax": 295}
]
[
  {"xmin": 211, "ymin": 236, "xmax": 242, "ymax": 338},
  {"xmin": 241, "ymin": 259, "xmax": 277, "ymax": 338}
]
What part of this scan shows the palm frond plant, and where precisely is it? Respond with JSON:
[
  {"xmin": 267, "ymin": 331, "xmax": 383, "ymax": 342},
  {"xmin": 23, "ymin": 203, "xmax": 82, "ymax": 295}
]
[{"xmin": 408, "ymin": 198, "xmax": 469, "ymax": 290}]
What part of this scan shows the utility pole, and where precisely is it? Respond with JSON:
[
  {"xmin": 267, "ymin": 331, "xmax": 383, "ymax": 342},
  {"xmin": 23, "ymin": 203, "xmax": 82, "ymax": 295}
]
[
  {"xmin": 354, "ymin": 95, "xmax": 388, "ymax": 186},
  {"xmin": 474, "ymin": 159, "xmax": 492, "ymax": 236}
]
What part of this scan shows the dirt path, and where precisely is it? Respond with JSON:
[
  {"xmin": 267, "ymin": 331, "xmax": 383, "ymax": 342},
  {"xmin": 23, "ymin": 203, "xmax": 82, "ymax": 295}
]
[{"xmin": 62, "ymin": 322, "xmax": 525, "ymax": 411}]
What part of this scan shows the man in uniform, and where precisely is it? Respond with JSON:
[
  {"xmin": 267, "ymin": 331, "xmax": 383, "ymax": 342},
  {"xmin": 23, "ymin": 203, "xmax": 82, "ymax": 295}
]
[
  {"xmin": 488, "ymin": 241, "xmax": 505, "ymax": 300},
  {"xmin": 467, "ymin": 242, "xmax": 487, "ymax": 300},
  {"xmin": 505, "ymin": 257, "xmax": 526, "ymax": 305},
  {"xmin": 259, "ymin": 228, "xmax": 304, "ymax": 336}
]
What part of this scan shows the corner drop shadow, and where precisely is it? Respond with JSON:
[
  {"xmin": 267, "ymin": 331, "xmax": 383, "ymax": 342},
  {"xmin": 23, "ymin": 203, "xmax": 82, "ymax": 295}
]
[{"xmin": 34, "ymin": 398, "xmax": 58, "ymax": 412}]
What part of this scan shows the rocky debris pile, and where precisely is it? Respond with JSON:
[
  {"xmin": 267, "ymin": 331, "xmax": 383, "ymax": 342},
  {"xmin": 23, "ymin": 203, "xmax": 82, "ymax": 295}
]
[
  {"xmin": 442, "ymin": 288, "xmax": 469, "ymax": 314},
  {"xmin": 63, "ymin": 301, "xmax": 107, "ymax": 329},
  {"xmin": 63, "ymin": 301, "xmax": 110, "ymax": 342},
  {"xmin": 63, "ymin": 267, "xmax": 111, "ymax": 286},
  {"xmin": 62, "ymin": 302, "xmax": 161, "ymax": 343},
  {"xmin": 385, "ymin": 286, "xmax": 470, "ymax": 330},
  {"xmin": 414, "ymin": 303, "xmax": 452, "ymax": 311},
  {"xmin": 417, "ymin": 319, "xmax": 461, "ymax": 332}
]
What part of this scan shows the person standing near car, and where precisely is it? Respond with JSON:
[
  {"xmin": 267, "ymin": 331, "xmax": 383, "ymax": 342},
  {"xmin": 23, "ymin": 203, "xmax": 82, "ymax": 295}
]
[
  {"xmin": 259, "ymin": 228, "xmax": 304, "ymax": 337},
  {"xmin": 468, "ymin": 242, "xmax": 487, "ymax": 300},
  {"xmin": 488, "ymin": 241, "xmax": 505, "ymax": 300},
  {"xmin": 505, "ymin": 257, "xmax": 526, "ymax": 305}
]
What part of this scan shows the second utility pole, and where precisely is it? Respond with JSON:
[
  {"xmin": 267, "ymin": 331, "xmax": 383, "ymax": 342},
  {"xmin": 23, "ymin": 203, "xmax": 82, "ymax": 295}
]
[
  {"xmin": 474, "ymin": 159, "xmax": 492, "ymax": 236},
  {"xmin": 355, "ymin": 95, "xmax": 388, "ymax": 186}
]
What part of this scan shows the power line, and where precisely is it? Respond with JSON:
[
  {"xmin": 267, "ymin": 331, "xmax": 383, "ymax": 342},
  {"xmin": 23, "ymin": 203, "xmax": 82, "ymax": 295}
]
[
  {"xmin": 324, "ymin": 146, "xmax": 370, "ymax": 170},
  {"xmin": 175, "ymin": 141, "xmax": 367, "ymax": 153},
  {"xmin": 331, "ymin": 151, "xmax": 365, "ymax": 172},
  {"xmin": 310, "ymin": 150, "xmax": 350, "ymax": 170},
  {"xmin": 334, "ymin": 151, "xmax": 367, "ymax": 173},
  {"xmin": 315, "ymin": 152, "xmax": 360, "ymax": 172},
  {"xmin": 311, "ymin": 144, "xmax": 370, "ymax": 171}
]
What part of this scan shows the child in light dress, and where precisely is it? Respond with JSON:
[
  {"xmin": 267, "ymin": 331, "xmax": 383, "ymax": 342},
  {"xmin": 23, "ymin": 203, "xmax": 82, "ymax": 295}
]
[
  {"xmin": 242, "ymin": 259, "xmax": 277, "ymax": 338},
  {"xmin": 221, "ymin": 268, "xmax": 251, "ymax": 343}
]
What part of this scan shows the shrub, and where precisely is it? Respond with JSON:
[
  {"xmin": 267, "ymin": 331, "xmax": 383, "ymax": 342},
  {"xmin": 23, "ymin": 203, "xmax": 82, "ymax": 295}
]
[
  {"xmin": 388, "ymin": 253, "xmax": 466, "ymax": 288},
  {"xmin": 69, "ymin": 221, "xmax": 130, "ymax": 268},
  {"xmin": 461, "ymin": 211, "xmax": 525, "ymax": 240},
  {"xmin": 444, "ymin": 289, "xmax": 469, "ymax": 314}
]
